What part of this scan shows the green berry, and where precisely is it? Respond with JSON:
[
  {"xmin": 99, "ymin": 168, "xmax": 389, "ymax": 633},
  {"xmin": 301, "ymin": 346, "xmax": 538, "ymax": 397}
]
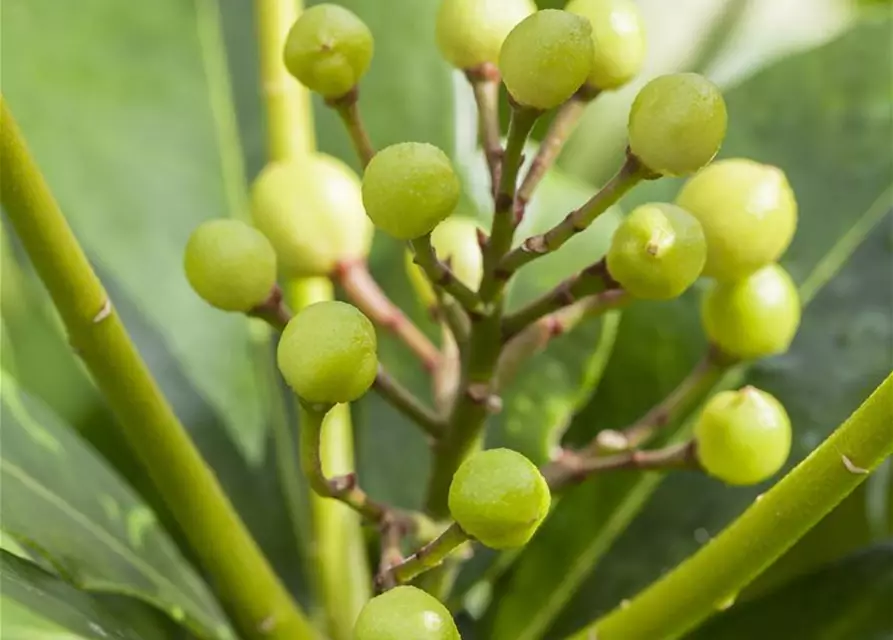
[
  {"xmin": 565, "ymin": 0, "xmax": 646, "ymax": 90},
  {"xmin": 701, "ymin": 264, "xmax": 801, "ymax": 360},
  {"xmin": 353, "ymin": 586, "xmax": 460, "ymax": 640},
  {"xmin": 448, "ymin": 448, "xmax": 551, "ymax": 550},
  {"xmin": 498, "ymin": 10, "xmax": 594, "ymax": 110},
  {"xmin": 251, "ymin": 154, "xmax": 372, "ymax": 277},
  {"xmin": 283, "ymin": 4, "xmax": 374, "ymax": 99},
  {"xmin": 362, "ymin": 143, "xmax": 460, "ymax": 240},
  {"xmin": 694, "ymin": 386, "xmax": 791, "ymax": 485},
  {"xmin": 405, "ymin": 216, "xmax": 484, "ymax": 308},
  {"xmin": 628, "ymin": 73, "xmax": 727, "ymax": 176},
  {"xmin": 436, "ymin": 0, "xmax": 536, "ymax": 70},
  {"xmin": 184, "ymin": 220, "xmax": 276, "ymax": 312},
  {"xmin": 676, "ymin": 159, "xmax": 798, "ymax": 281},
  {"xmin": 277, "ymin": 301, "xmax": 377, "ymax": 405},
  {"xmin": 606, "ymin": 203, "xmax": 706, "ymax": 299}
]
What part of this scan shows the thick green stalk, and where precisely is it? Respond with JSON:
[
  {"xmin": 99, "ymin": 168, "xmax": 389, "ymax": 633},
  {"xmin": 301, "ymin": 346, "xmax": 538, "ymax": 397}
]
[
  {"xmin": 571, "ymin": 372, "xmax": 893, "ymax": 640},
  {"xmin": 0, "ymin": 98, "xmax": 317, "ymax": 640}
]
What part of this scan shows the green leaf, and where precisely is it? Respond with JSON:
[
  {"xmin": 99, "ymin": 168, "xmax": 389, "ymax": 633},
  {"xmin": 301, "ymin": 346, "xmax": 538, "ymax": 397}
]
[
  {"xmin": 1, "ymin": 551, "xmax": 196, "ymax": 640},
  {"xmin": 685, "ymin": 544, "xmax": 893, "ymax": 640},
  {"xmin": 0, "ymin": 375, "xmax": 233, "ymax": 640},
  {"xmin": 482, "ymin": 18, "xmax": 893, "ymax": 640}
]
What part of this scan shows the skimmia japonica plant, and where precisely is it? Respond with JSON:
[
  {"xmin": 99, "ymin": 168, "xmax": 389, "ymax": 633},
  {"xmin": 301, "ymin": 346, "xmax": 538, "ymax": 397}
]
[{"xmin": 1, "ymin": 1, "xmax": 891, "ymax": 640}]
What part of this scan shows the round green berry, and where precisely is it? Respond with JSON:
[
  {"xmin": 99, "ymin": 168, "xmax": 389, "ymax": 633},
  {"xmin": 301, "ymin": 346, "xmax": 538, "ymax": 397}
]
[
  {"xmin": 436, "ymin": 0, "xmax": 536, "ymax": 70},
  {"xmin": 694, "ymin": 386, "xmax": 791, "ymax": 485},
  {"xmin": 353, "ymin": 586, "xmax": 460, "ymax": 640},
  {"xmin": 362, "ymin": 143, "xmax": 460, "ymax": 240},
  {"xmin": 405, "ymin": 216, "xmax": 483, "ymax": 309},
  {"xmin": 184, "ymin": 219, "xmax": 277, "ymax": 312},
  {"xmin": 283, "ymin": 4, "xmax": 373, "ymax": 99},
  {"xmin": 606, "ymin": 203, "xmax": 706, "ymax": 299},
  {"xmin": 498, "ymin": 10, "xmax": 594, "ymax": 110},
  {"xmin": 565, "ymin": 0, "xmax": 646, "ymax": 90},
  {"xmin": 277, "ymin": 301, "xmax": 377, "ymax": 405},
  {"xmin": 251, "ymin": 154, "xmax": 372, "ymax": 277},
  {"xmin": 676, "ymin": 159, "xmax": 798, "ymax": 281},
  {"xmin": 448, "ymin": 448, "xmax": 551, "ymax": 550},
  {"xmin": 701, "ymin": 264, "xmax": 801, "ymax": 360},
  {"xmin": 628, "ymin": 73, "xmax": 727, "ymax": 176}
]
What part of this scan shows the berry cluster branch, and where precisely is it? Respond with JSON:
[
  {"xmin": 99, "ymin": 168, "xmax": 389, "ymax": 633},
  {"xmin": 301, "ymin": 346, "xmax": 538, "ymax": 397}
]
[
  {"xmin": 335, "ymin": 259, "xmax": 441, "ymax": 371},
  {"xmin": 247, "ymin": 284, "xmax": 293, "ymax": 331},
  {"xmin": 410, "ymin": 234, "xmax": 484, "ymax": 312},
  {"xmin": 466, "ymin": 64, "xmax": 503, "ymax": 194},
  {"xmin": 373, "ymin": 366, "xmax": 445, "ymax": 438},
  {"xmin": 499, "ymin": 152, "xmax": 650, "ymax": 277},
  {"xmin": 376, "ymin": 522, "xmax": 470, "ymax": 590},
  {"xmin": 328, "ymin": 88, "xmax": 376, "ymax": 168}
]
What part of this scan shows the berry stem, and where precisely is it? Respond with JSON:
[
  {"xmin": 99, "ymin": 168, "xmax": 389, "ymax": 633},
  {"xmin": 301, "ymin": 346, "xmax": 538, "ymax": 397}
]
[
  {"xmin": 481, "ymin": 104, "xmax": 541, "ymax": 302},
  {"xmin": 410, "ymin": 235, "xmax": 484, "ymax": 313},
  {"xmin": 329, "ymin": 88, "xmax": 376, "ymax": 168},
  {"xmin": 516, "ymin": 88, "xmax": 597, "ymax": 212},
  {"xmin": 499, "ymin": 153, "xmax": 648, "ymax": 276},
  {"xmin": 247, "ymin": 284, "xmax": 292, "ymax": 331},
  {"xmin": 373, "ymin": 366, "xmax": 445, "ymax": 438},
  {"xmin": 378, "ymin": 522, "xmax": 470, "ymax": 589},
  {"xmin": 466, "ymin": 64, "xmax": 503, "ymax": 195},
  {"xmin": 0, "ymin": 99, "xmax": 319, "ymax": 640},
  {"xmin": 572, "ymin": 372, "xmax": 893, "ymax": 640},
  {"xmin": 336, "ymin": 259, "xmax": 441, "ymax": 371}
]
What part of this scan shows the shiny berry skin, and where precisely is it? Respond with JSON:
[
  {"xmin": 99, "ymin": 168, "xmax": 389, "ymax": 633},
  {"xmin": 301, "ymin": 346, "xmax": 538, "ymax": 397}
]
[
  {"xmin": 362, "ymin": 143, "xmax": 461, "ymax": 240},
  {"xmin": 448, "ymin": 448, "xmax": 551, "ymax": 550},
  {"xmin": 353, "ymin": 586, "xmax": 460, "ymax": 640},
  {"xmin": 628, "ymin": 73, "xmax": 727, "ymax": 176},
  {"xmin": 701, "ymin": 264, "xmax": 801, "ymax": 360},
  {"xmin": 695, "ymin": 386, "xmax": 792, "ymax": 485},
  {"xmin": 676, "ymin": 159, "xmax": 798, "ymax": 281},
  {"xmin": 405, "ymin": 216, "xmax": 484, "ymax": 308},
  {"xmin": 283, "ymin": 4, "xmax": 374, "ymax": 99},
  {"xmin": 498, "ymin": 10, "xmax": 594, "ymax": 110},
  {"xmin": 277, "ymin": 301, "xmax": 377, "ymax": 405},
  {"xmin": 565, "ymin": 0, "xmax": 646, "ymax": 90},
  {"xmin": 251, "ymin": 154, "xmax": 372, "ymax": 278},
  {"xmin": 606, "ymin": 203, "xmax": 706, "ymax": 299},
  {"xmin": 436, "ymin": 0, "xmax": 536, "ymax": 70},
  {"xmin": 184, "ymin": 220, "xmax": 276, "ymax": 312}
]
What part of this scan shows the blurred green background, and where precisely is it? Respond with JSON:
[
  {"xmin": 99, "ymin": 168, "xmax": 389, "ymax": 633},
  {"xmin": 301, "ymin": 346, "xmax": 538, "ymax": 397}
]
[{"xmin": 1, "ymin": 1, "xmax": 891, "ymax": 639}]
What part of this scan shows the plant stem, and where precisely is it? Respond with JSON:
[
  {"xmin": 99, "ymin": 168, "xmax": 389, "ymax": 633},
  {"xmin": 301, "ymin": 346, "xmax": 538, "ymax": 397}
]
[
  {"xmin": 378, "ymin": 523, "xmax": 470, "ymax": 588},
  {"xmin": 481, "ymin": 105, "xmax": 541, "ymax": 301},
  {"xmin": 572, "ymin": 373, "xmax": 893, "ymax": 640},
  {"xmin": 248, "ymin": 284, "xmax": 292, "ymax": 331},
  {"xmin": 336, "ymin": 259, "xmax": 441, "ymax": 371},
  {"xmin": 466, "ymin": 64, "xmax": 503, "ymax": 194},
  {"xmin": 373, "ymin": 366, "xmax": 445, "ymax": 438},
  {"xmin": 0, "ymin": 98, "xmax": 318, "ymax": 640},
  {"xmin": 410, "ymin": 235, "xmax": 483, "ymax": 313},
  {"xmin": 500, "ymin": 155, "xmax": 647, "ymax": 276},
  {"xmin": 330, "ymin": 88, "xmax": 375, "ymax": 168}
]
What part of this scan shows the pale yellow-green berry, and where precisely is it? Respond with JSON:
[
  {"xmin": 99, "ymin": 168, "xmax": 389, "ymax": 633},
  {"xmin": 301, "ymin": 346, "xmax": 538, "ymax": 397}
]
[
  {"xmin": 405, "ymin": 216, "xmax": 483, "ymax": 308},
  {"xmin": 353, "ymin": 586, "xmax": 460, "ymax": 640},
  {"xmin": 565, "ymin": 0, "xmax": 646, "ymax": 90},
  {"xmin": 436, "ymin": 0, "xmax": 536, "ymax": 70}
]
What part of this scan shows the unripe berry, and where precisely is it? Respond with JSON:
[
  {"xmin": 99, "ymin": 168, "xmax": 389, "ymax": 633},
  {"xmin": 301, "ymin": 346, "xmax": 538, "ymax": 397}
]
[
  {"xmin": 694, "ymin": 386, "xmax": 791, "ymax": 485},
  {"xmin": 353, "ymin": 586, "xmax": 460, "ymax": 640},
  {"xmin": 251, "ymin": 155, "xmax": 372, "ymax": 278},
  {"xmin": 184, "ymin": 220, "xmax": 276, "ymax": 312},
  {"xmin": 436, "ymin": 0, "xmax": 536, "ymax": 70},
  {"xmin": 676, "ymin": 159, "xmax": 798, "ymax": 281},
  {"xmin": 405, "ymin": 217, "xmax": 484, "ymax": 308},
  {"xmin": 628, "ymin": 73, "xmax": 727, "ymax": 176},
  {"xmin": 283, "ymin": 4, "xmax": 374, "ymax": 99},
  {"xmin": 565, "ymin": 0, "xmax": 646, "ymax": 90},
  {"xmin": 277, "ymin": 301, "xmax": 377, "ymax": 405},
  {"xmin": 362, "ymin": 143, "xmax": 460, "ymax": 240},
  {"xmin": 498, "ymin": 10, "xmax": 594, "ymax": 110},
  {"xmin": 701, "ymin": 264, "xmax": 801, "ymax": 360},
  {"xmin": 606, "ymin": 203, "xmax": 706, "ymax": 300},
  {"xmin": 448, "ymin": 448, "xmax": 551, "ymax": 550}
]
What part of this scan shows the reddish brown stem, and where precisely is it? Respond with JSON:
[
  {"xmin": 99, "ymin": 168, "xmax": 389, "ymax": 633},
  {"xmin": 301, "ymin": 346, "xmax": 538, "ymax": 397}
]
[
  {"xmin": 248, "ymin": 284, "xmax": 292, "ymax": 331},
  {"xmin": 466, "ymin": 64, "xmax": 503, "ymax": 196}
]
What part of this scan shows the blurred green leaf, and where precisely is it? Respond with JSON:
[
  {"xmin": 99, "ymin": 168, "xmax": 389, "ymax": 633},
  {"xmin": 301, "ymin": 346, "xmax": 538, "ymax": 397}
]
[
  {"xmin": 685, "ymin": 544, "xmax": 893, "ymax": 640},
  {"xmin": 0, "ymin": 375, "xmax": 233, "ymax": 640},
  {"xmin": 1, "ymin": 551, "xmax": 195, "ymax": 640},
  {"xmin": 483, "ymin": 18, "xmax": 893, "ymax": 640}
]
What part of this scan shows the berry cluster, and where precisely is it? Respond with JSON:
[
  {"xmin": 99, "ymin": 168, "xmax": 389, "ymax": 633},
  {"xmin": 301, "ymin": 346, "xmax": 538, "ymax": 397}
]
[{"xmin": 181, "ymin": 1, "xmax": 802, "ymax": 635}]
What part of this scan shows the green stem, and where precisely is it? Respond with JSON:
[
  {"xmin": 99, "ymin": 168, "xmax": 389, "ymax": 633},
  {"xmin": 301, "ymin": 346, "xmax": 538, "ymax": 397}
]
[
  {"xmin": 570, "ymin": 373, "xmax": 893, "ymax": 640},
  {"xmin": 381, "ymin": 523, "xmax": 470, "ymax": 587},
  {"xmin": 330, "ymin": 89, "xmax": 375, "ymax": 168},
  {"xmin": 0, "ymin": 98, "xmax": 317, "ymax": 640},
  {"xmin": 466, "ymin": 64, "xmax": 503, "ymax": 193},
  {"xmin": 410, "ymin": 235, "xmax": 483, "ymax": 312},
  {"xmin": 373, "ymin": 366, "xmax": 445, "ymax": 438}
]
